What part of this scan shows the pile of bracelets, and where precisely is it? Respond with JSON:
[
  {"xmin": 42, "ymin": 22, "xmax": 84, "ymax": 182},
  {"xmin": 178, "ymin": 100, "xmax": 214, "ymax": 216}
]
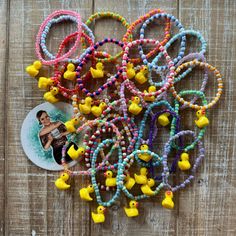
[{"xmin": 25, "ymin": 9, "xmax": 223, "ymax": 223}]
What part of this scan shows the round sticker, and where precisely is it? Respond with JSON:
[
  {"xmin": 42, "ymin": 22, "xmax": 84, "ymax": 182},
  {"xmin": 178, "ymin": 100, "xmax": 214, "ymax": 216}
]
[{"xmin": 21, "ymin": 102, "xmax": 82, "ymax": 171}]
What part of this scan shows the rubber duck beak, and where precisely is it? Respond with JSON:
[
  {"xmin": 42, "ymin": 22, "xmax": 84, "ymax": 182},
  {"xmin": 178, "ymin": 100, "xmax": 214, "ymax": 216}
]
[
  {"xmin": 104, "ymin": 172, "xmax": 107, "ymax": 177},
  {"xmin": 136, "ymin": 202, "xmax": 139, "ymax": 207}
]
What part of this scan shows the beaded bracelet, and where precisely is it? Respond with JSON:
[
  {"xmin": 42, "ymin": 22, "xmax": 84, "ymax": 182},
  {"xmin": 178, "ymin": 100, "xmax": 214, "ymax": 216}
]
[
  {"xmin": 139, "ymin": 13, "xmax": 186, "ymax": 71},
  {"xmin": 122, "ymin": 39, "xmax": 175, "ymax": 98},
  {"xmin": 162, "ymin": 130, "xmax": 205, "ymax": 192},
  {"xmin": 85, "ymin": 11, "xmax": 130, "ymax": 63},
  {"xmin": 40, "ymin": 15, "xmax": 95, "ymax": 61},
  {"xmin": 76, "ymin": 38, "xmax": 124, "ymax": 97},
  {"xmin": 123, "ymin": 9, "xmax": 171, "ymax": 64},
  {"xmin": 46, "ymin": 31, "xmax": 94, "ymax": 99},
  {"xmin": 35, "ymin": 10, "xmax": 82, "ymax": 65},
  {"xmin": 151, "ymin": 30, "xmax": 207, "ymax": 72},
  {"xmin": 172, "ymin": 90, "xmax": 208, "ymax": 152},
  {"xmin": 170, "ymin": 60, "xmax": 223, "ymax": 110}
]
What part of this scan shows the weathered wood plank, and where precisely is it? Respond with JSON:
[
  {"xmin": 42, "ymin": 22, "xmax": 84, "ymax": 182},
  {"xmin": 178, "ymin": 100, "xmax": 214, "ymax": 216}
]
[
  {"xmin": 0, "ymin": 0, "xmax": 7, "ymax": 235},
  {"xmin": 177, "ymin": 0, "xmax": 236, "ymax": 235},
  {"xmin": 6, "ymin": 1, "xmax": 92, "ymax": 235}
]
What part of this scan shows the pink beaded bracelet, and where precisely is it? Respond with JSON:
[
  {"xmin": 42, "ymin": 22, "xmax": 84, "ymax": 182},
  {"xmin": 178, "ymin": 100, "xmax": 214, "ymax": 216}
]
[{"xmin": 35, "ymin": 10, "xmax": 82, "ymax": 65}]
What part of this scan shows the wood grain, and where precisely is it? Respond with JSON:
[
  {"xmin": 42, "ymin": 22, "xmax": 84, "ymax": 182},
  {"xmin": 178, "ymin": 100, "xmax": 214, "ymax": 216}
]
[
  {"xmin": 1, "ymin": 0, "xmax": 235, "ymax": 235},
  {"xmin": 0, "ymin": 0, "xmax": 7, "ymax": 235}
]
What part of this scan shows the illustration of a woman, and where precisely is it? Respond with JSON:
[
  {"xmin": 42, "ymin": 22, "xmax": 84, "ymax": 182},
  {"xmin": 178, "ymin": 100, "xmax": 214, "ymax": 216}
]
[{"xmin": 36, "ymin": 110, "xmax": 73, "ymax": 165}]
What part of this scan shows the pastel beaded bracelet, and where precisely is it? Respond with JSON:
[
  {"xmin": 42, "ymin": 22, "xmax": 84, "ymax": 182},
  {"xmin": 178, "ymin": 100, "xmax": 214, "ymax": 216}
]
[
  {"xmin": 85, "ymin": 11, "xmax": 131, "ymax": 63},
  {"xmin": 35, "ymin": 10, "xmax": 82, "ymax": 65},
  {"xmin": 123, "ymin": 9, "xmax": 171, "ymax": 64},
  {"xmin": 151, "ymin": 30, "xmax": 207, "ymax": 72},
  {"xmin": 162, "ymin": 130, "xmax": 205, "ymax": 192},
  {"xmin": 170, "ymin": 60, "xmax": 223, "ymax": 110},
  {"xmin": 40, "ymin": 15, "xmax": 95, "ymax": 61},
  {"xmin": 139, "ymin": 13, "xmax": 186, "ymax": 71}
]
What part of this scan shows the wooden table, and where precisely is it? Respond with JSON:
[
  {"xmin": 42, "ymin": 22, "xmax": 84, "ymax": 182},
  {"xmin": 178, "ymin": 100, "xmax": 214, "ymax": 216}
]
[{"xmin": 0, "ymin": 0, "xmax": 235, "ymax": 235}]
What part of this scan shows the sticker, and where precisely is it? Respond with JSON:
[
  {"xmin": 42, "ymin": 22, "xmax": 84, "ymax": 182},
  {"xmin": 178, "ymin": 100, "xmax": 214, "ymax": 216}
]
[{"xmin": 21, "ymin": 102, "xmax": 82, "ymax": 171}]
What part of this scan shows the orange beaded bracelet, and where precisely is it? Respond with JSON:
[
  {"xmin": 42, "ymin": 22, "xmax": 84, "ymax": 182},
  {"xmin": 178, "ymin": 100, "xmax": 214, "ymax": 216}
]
[{"xmin": 170, "ymin": 59, "xmax": 223, "ymax": 110}]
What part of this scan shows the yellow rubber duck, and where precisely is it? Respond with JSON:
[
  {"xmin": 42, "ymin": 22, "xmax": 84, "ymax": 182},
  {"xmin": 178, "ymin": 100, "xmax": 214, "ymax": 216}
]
[
  {"xmin": 26, "ymin": 60, "xmax": 42, "ymax": 77},
  {"xmin": 134, "ymin": 167, "xmax": 148, "ymax": 184},
  {"xmin": 144, "ymin": 86, "xmax": 156, "ymax": 102},
  {"xmin": 104, "ymin": 170, "xmax": 116, "ymax": 187},
  {"xmin": 79, "ymin": 184, "xmax": 94, "ymax": 201},
  {"xmin": 124, "ymin": 200, "xmax": 139, "ymax": 217},
  {"xmin": 43, "ymin": 87, "xmax": 59, "ymax": 103},
  {"xmin": 79, "ymin": 97, "xmax": 94, "ymax": 115},
  {"xmin": 127, "ymin": 62, "xmax": 136, "ymax": 79},
  {"xmin": 178, "ymin": 152, "xmax": 191, "ymax": 171},
  {"xmin": 195, "ymin": 109, "xmax": 209, "ymax": 128},
  {"xmin": 91, "ymin": 102, "xmax": 107, "ymax": 117},
  {"xmin": 128, "ymin": 96, "xmax": 143, "ymax": 115},
  {"xmin": 65, "ymin": 117, "xmax": 80, "ymax": 133},
  {"xmin": 55, "ymin": 172, "xmax": 70, "ymax": 190},
  {"xmin": 90, "ymin": 62, "xmax": 104, "ymax": 78},
  {"xmin": 141, "ymin": 178, "xmax": 155, "ymax": 196},
  {"xmin": 91, "ymin": 206, "xmax": 106, "ymax": 223},
  {"xmin": 67, "ymin": 145, "xmax": 85, "ymax": 160},
  {"xmin": 63, "ymin": 63, "xmax": 76, "ymax": 81},
  {"xmin": 162, "ymin": 191, "xmax": 174, "ymax": 209},
  {"xmin": 38, "ymin": 77, "xmax": 55, "ymax": 89},
  {"xmin": 124, "ymin": 174, "xmax": 135, "ymax": 190},
  {"xmin": 135, "ymin": 66, "xmax": 148, "ymax": 84},
  {"xmin": 138, "ymin": 144, "xmax": 152, "ymax": 162},
  {"xmin": 158, "ymin": 113, "xmax": 170, "ymax": 126}
]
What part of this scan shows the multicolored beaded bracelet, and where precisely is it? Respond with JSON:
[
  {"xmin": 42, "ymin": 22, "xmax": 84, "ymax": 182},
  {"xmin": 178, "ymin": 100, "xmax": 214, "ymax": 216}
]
[
  {"xmin": 35, "ymin": 10, "xmax": 82, "ymax": 65},
  {"xmin": 123, "ymin": 9, "xmax": 171, "ymax": 64},
  {"xmin": 85, "ymin": 11, "xmax": 131, "ymax": 62},
  {"xmin": 40, "ymin": 15, "xmax": 95, "ymax": 61},
  {"xmin": 170, "ymin": 60, "xmax": 223, "ymax": 110},
  {"xmin": 122, "ymin": 39, "xmax": 175, "ymax": 98},
  {"xmin": 162, "ymin": 130, "xmax": 205, "ymax": 192},
  {"xmin": 76, "ymin": 38, "xmax": 124, "ymax": 97},
  {"xmin": 138, "ymin": 13, "xmax": 186, "ymax": 71}
]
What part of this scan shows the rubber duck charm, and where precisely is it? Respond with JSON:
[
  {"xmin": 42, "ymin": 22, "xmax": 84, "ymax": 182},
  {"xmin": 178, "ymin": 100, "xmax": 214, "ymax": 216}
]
[
  {"xmin": 65, "ymin": 117, "xmax": 80, "ymax": 133},
  {"xmin": 26, "ymin": 60, "xmax": 42, "ymax": 77},
  {"xmin": 63, "ymin": 63, "xmax": 76, "ymax": 81},
  {"xmin": 38, "ymin": 77, "xmax": 55, "ymax": 89},
  {"xmin": 104, "ymin": 170, "xmax": 117, "ymax": 187},
  {"xmin": 90, "ymin": 62, "xmax": 104, "ymax": 79},
  {"xmin": 79, "ymin": 97, "xmax": 94, "ymax": 115},
  {"xmin": 55, "ymin": 172, "xmax": 70, "ymax": 190},
  {"xmin": 178, "ymin": 152, "xmax": 191, "ymax": 171},
  {"xmin": 91, "ymin": 206, "xmax": 106, "ymax": 223},
  {"xmin": 195, "ymin": 109, "xmax": 209, "ymax": 128},
  {"xmin": 91, "ymin": 102, "xmax": 107, "ymax": 117},
  {"xmin": 162, "ymin": 191, "xmax": 174, "ymax": 209},
  {"xmin": 135, "ymin": 66, "xmax": 148, "ymax": 84},
  {"xmin": 124, "ymin": 200, "xmax": 139, "ymax": 217},
  {"xmin": 43, "ymin": 87, "xmax": 59, "ymax": 103},
  {"xmin": 141, "ymin": 178, "xmax": 155, "ymax": 196},
  {"xmin": 79, "ymin": 184, "xmax": 94, "ymax": 201},
  {"xmin": 128, "ymin": 96, "xmax": 143, "ymax": 115},
  {"xmin": 134, "ymin": 167, "xmax": 148, "ymax": 184},
  {"xmin": 67, "ymin": 145, "xmax": 85, "ymax": 160},
  {"xmin": 144, "ymin": 86, "xmax": 156, "ymax": 102},
  {"xmin": 127, "ymin": 62, "xmax": 136, "ymax": 79},
  {"xmin": 158, "ymin": 113, "xmax": 170, "ymax": 126},
  {"xmin": 138, "ymin": 144, "xmax": 152, "ymax": 162}
]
